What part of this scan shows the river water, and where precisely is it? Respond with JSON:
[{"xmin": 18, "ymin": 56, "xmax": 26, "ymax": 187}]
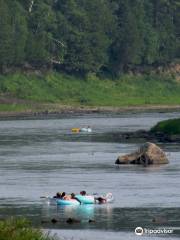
[{"xmin": 0, "ymin": 111, "xmax": 180, "ymax": 239}]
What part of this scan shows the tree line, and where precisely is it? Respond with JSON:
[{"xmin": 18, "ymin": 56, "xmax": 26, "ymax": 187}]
[{"xmin": 0, "ymin": 0, "xmax": 179, "ymax": 76}]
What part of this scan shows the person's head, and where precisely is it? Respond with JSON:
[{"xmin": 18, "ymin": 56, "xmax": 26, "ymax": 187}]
[
  {"xmin": 56, "ymin": 192, "xmax": 61, "ymax": 198},
  {"xmin": 80, "ymin": 191, "xmax": 86, "ymax": 196},
  {"xmin": 98, "ymin": 197, "xmax": 106, "ymax": 204},
  {"xmin": 71, "ymin": 193, "xmax": 75, "ymax": 198},
  {"xmin": 61, "ymin": 192, "xmax": 66, "ymax": 198}
]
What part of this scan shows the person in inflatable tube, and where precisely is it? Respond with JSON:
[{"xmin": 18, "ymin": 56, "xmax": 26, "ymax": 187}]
[
  {"xmin": 53, "ymin": 192, "xmax": 66, "ymax": 199},
  {"xmin": 71, "ymin": 193, "xmax": 81, "ymax": 204},
  {"xmin": 53, "ymin": 192, "xmax": 62, "ymax": 199},
  {"xmin": 80, "ymin": 190, "xmax": 86, "ymax": 196},
  {"xmin": 99, "ymin": 197, "xmax": 107, "ymax": 204},
  {"xmin": 63, "ymin": 192, "xmax": 72, "ymax": 200},
  {"xmin": 95, "ymin": 196, "xmax": 107, "ymax": 204}
]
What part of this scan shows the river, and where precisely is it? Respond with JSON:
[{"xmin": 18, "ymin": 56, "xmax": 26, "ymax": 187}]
[{"xmin": 0, "ymin": 111, "xmax": 180, "ymax": 239}]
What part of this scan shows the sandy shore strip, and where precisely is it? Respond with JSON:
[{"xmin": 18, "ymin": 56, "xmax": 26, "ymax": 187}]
[{"xmin": 0, "ymin": 104, "xmax": 180, "ymax": 119}]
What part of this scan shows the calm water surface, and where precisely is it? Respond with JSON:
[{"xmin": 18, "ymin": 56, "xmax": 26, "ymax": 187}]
[{"xmin": 0, "ymin": 112, "xmax": 180, "ymax": 239}]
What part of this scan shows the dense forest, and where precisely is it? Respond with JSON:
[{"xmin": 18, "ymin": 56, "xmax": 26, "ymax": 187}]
[{"xmin": 0, "ymin": 0, "xmax": 179, "ymax": 76}]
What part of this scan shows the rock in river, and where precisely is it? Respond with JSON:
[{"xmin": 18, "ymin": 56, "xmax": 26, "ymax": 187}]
[{"xmin": 115, "ymin": 142, "xmax": 169, "ymax": 166}]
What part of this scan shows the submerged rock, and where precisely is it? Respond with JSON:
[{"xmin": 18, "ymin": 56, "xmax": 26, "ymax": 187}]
[{"xmin": 115, "ymin": 142, "xmax": 169, "ymax": 166}]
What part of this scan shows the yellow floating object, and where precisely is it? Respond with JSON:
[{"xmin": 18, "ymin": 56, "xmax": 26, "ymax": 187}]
[{"xmin": 71, "ymin": 128, "xmax": 80, "ymax": 133}]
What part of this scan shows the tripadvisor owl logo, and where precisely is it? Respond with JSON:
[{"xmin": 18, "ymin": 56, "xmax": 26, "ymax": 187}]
[{"xmin": 135, "ymin": 227, "xmax": 144, "ymax": 236}]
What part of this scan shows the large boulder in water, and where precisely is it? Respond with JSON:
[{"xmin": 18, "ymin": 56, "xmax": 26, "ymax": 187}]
[{"xmin": 115, "ymin": 142, "xmax": 169, "ymax": 166}]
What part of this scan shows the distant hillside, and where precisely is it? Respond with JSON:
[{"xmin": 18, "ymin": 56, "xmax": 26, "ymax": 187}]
[{"xmin": 0, "ymin": 0, "xmax": 179, "ymax": 76}]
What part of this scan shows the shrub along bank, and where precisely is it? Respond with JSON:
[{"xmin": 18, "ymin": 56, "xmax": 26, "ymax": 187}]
[{"xmin": 0, "ymin": 218, "xmax": 56, "ymax": 240}]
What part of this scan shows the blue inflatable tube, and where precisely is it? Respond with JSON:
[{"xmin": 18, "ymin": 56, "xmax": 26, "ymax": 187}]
[
  {"xmin": 44, "ymin": 193, "xmax": 113, "ymax": 206},
  {"xmin": 75, "ymin": 195, "xmax": 95, "ymax": 204},
  {"xmin": 56, "ymin": 199, "xmax": 80, "ymax": 206}
]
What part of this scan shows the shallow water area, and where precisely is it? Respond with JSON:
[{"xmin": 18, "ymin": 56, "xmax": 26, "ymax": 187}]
[
  {"xmin": 48, "ymin": 229, "xmax": 180, "ymax": 240},
  {"xmin": 0, "ymin": 111, "xmax": 180, "ymax": 239}
]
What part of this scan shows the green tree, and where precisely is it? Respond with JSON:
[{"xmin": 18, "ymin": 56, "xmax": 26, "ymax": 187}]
[
  {"xmin": 173, "ymin": 0, "xmax": 180, "ymax": 58},
  {"xmin": 9, "ymin": 1, "xmax": 28, "ymax": 65},
  {"xmin": 26, "ymin": 0, "xmax": 56, "ymax": 66},
  {"xmin": 0, "ymin": 0, "xmax": 13, "ymax": 72},
  {"xmin": 141, "ymin": 0, "xmax": 159, "ymax": 64},
  {"xmin": 110, "ymin": 0, "xmax": 145, "ymax": 74},
  {"xmin": 55, "ymin": 0, "xmax": 115, "ymax": 74},
  {"xmin": 151, "ymin": 0, "xmax": 177, "ymax": 63}
]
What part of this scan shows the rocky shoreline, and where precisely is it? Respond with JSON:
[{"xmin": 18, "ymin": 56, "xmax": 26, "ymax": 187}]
[{"xmin": 111, "ymin": 130, "xmax": 180, "ymax": 143}]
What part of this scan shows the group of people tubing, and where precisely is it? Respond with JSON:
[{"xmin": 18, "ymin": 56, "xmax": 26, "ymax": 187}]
[{"xmin": 53, "ymin": 191, "xmax": 106, "ymax": 204}]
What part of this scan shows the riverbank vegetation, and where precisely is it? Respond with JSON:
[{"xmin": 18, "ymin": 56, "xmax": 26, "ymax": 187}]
[
  {"xmin": 151, "ymin": 118, "xmax": 180, "ymax": 135},
  {"xmin": 0, "ymin": 218, "xmax": 56, "ymax": 240},
  {"xmin": 0, "ymin": 73, "xmax": 180, "ymax": 112},
  {"xmin": 0, "ymin": 0, "xmax": 179, "ymax": 112}
]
